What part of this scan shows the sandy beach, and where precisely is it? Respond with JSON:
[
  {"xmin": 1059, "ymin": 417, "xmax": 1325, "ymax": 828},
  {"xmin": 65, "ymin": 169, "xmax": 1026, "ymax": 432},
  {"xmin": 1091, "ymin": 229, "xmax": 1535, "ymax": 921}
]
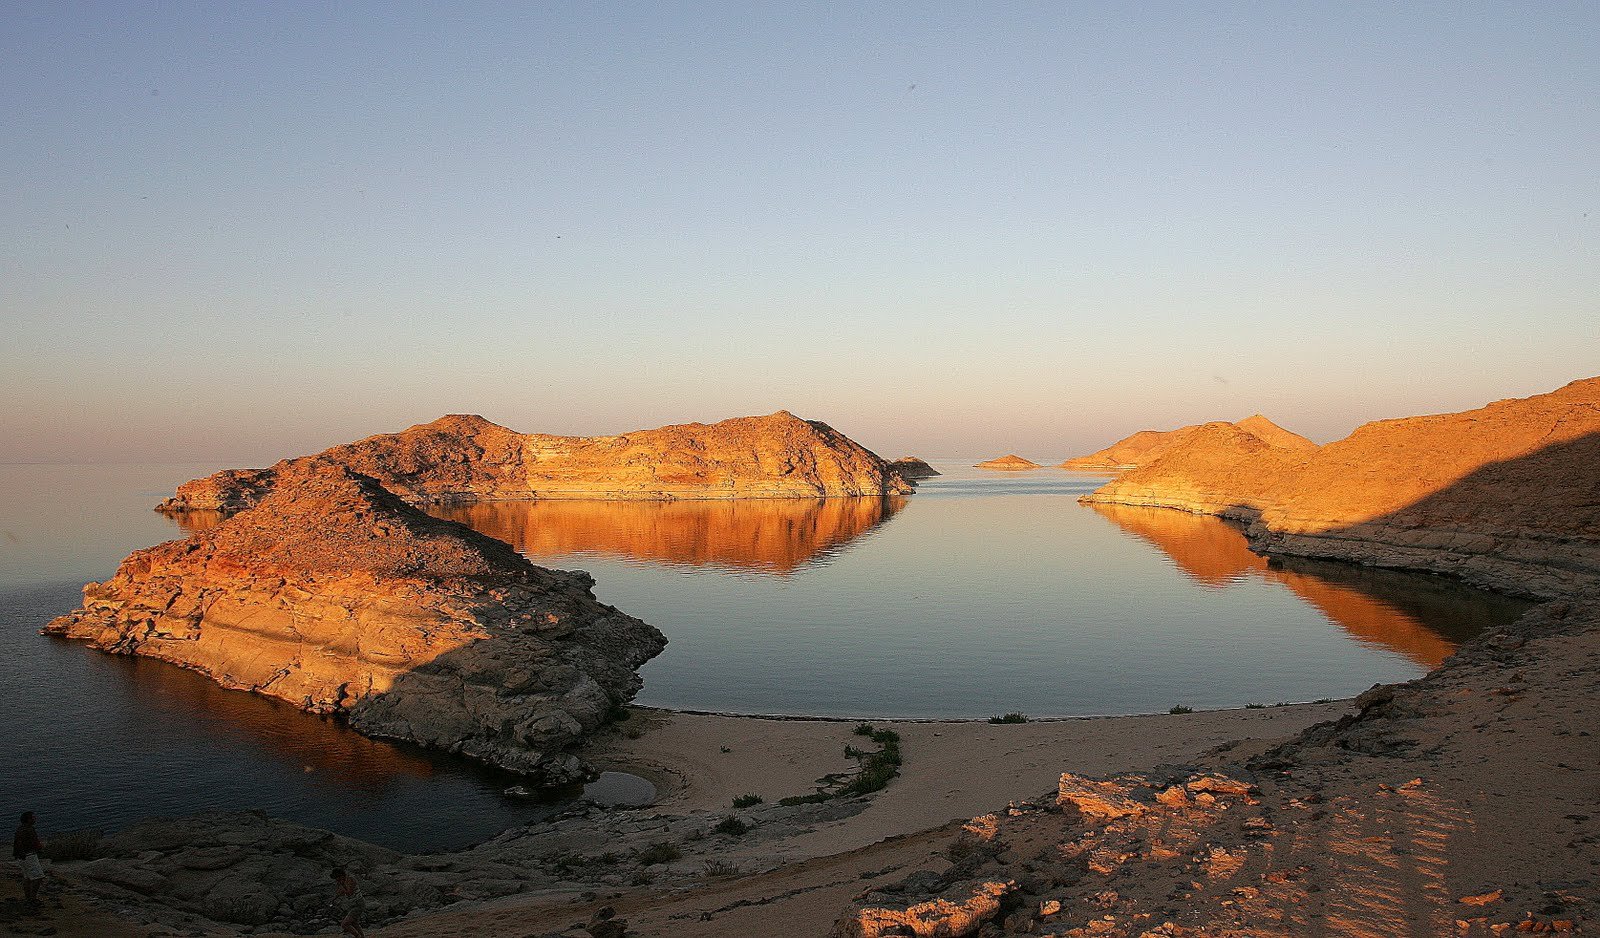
[{"xmin": 374, "ymin": 701, "xmax": 1352, "ymax": 937}]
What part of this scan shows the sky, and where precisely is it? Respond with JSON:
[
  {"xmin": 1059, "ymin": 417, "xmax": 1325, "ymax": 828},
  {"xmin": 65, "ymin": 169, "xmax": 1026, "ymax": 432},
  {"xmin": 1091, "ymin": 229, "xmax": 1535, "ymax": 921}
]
[{"xmin": 2, "ymin": 2, "xmax": 1596, "ymax": 467}]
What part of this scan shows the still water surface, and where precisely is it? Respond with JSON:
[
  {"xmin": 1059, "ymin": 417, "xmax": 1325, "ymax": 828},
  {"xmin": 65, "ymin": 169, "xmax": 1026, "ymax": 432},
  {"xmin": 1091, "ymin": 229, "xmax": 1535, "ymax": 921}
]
[{"xmin": 0, "ymin": 462, "xmax": 1527, "ymax": 850}]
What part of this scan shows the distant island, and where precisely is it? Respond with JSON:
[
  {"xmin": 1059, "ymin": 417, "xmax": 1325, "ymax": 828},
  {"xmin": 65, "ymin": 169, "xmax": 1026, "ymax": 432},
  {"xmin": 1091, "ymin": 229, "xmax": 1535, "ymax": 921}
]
[
  {"xmin": 158, "ymin": 410, "xmax": 916, "ymax": 513},
  {"xmin": 974, "ymin": 454, "xmax": 1042, "ymax": 470}
]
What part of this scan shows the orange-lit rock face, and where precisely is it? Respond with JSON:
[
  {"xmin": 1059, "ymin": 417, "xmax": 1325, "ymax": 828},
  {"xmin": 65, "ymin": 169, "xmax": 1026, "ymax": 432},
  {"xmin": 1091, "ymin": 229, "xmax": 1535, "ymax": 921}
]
[
  {"xmin": 1087, "ymin": 503, "xmax": 1526, "ymax": 670},
  {"xmin": 1084, "ymin": 377, "xmax": 1600, "ymax": 598},
  {"xmin": 1060, "ymin": 415, "xmax": 1314, "ymax": 470},
  {"xmin": 431, "ymin": 495, "xmax": 905, "ymax": 574},
  {"xmin": 48, "ymin": 465, "xmax": 667, "ymax": 782},
  {"xmin": 975, "ymin": 454, "xmax": 1042, "ymax": 470},
  {"xmin": 159, "ymin": 411, "xmax": 911, "ymax": 514}
]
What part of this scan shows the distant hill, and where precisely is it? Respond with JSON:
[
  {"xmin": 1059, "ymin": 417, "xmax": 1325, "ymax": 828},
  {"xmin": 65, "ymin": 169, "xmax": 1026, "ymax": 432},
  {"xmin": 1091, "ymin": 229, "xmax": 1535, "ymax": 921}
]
[
  {"xmin": 1059, "ymin": 415, "xmax": 1313, "ymax": 470},
  {"xmin": 975, "ymin": 454, "xmax": 1042, "ymax": 470}
]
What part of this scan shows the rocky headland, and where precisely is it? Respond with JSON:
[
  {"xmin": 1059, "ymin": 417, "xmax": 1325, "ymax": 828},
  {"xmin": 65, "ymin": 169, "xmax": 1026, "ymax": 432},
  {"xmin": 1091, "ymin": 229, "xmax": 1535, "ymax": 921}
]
[
  {"xmin": 47, "ymin": 463, "xmax": 666, "ymax": 783},
  {"xmin": 975, "ymin": 454, "xmax": 1042, "ymax": 470},
  {"xmin": 1059, "ymin": 415, "xmax": 1314, "ymax": 471},
  {"xmin": 158, "ymin": 411, "xmax": 914, "ymax": 514},
  {"xmin": 887, "ymin": 456, "xmax": 942, "ymax": 479},
  {"xmin": 1084, "ymin": 377, "xmax": 1600, "ymax": 598}
]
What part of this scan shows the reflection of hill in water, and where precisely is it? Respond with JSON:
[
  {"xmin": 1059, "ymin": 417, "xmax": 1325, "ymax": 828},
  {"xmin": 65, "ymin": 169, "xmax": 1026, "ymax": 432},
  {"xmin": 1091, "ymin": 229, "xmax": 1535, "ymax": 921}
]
[
  {"xmin": 1088, "ymin": 503, "xmax": 1530, "ymax": 669},
  {"xmin": 108, "ymin": 650, "xmax": 458, "ymax": 793},
  {"xmin": 431, "ymin": 496, "xmax": 907, "ymax": 574}
]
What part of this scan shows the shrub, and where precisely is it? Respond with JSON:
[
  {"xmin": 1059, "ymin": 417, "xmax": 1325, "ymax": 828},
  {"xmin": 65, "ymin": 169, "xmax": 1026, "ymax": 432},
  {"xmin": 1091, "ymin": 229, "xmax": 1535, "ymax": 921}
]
[
  {"xmin": 713, "ymin": 816, "xmax": 749, "ymax": 837},
  {"xmin": 636, "ymin": 841, "xmax": 682, "ymax": 865},
  {"xmin": 704, "ymin": 860, "xmax": 739, "ymax": 877},
  {"xmin": 1245, "ymin": 703, "xmax": 1266, "ymax": 709},
  {"xmin": 1169, "ymin": 705, "xmax": 1194, "ymax": 715},
  {"xmin": 853, "ymin": 722, "xmax": 875, "ymax": 736},
  {"xmin": 732, "ymin": 794, "xmax": 763, "ymax": 809},
  {"xmin": 989, "ymin": 712, "xmax": 1029, "ymax": 724}
]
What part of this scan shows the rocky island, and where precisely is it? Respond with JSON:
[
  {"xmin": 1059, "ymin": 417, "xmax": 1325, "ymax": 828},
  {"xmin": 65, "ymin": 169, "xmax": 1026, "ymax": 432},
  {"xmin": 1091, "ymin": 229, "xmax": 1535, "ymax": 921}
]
[
  {"xmin": 48, "ymin": 463, "xmax": 667, "ymax": 783},
  {"xmin": 886, "ymin": 456, "xmax": 941, "ymax": 479},
  {"xmin": 1059, "ymin": 415, "xmax": 1314, "ymax": 470},
  {"xmin": 974, "ymin": 454, "xmax": 1042, "ymax": 470},
  {"xmin": 158, "ymin": 410, "xmax": 914, "ymax": 514}
]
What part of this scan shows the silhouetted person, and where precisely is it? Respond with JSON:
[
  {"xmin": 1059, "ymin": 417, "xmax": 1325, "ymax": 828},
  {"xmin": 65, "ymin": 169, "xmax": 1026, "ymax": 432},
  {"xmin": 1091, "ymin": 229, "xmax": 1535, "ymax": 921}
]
[
  {"xmin": 330, "ymin": 867, "xmax": 366, "ymax": 938},
  {"xmin": 12, "ymin": 812, "xmax": 44, "ymax": 907}
]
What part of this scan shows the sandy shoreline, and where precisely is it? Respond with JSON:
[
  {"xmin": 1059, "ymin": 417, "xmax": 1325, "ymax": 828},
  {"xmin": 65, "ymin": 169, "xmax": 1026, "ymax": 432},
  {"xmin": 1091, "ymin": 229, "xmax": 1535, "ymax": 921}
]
[
  {"xmin": 372, "ymin": 700, "xmax": 1352, "ymax": 937},
  {"xmin": 11, "ymin": 700, "xmax": 1351, "ymax": 937}
]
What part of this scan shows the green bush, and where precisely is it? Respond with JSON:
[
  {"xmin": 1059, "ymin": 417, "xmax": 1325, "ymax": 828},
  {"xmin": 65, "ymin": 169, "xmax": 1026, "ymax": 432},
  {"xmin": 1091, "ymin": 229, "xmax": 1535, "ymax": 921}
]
[
  {"xmin": 989, "ymin": 712, "xmax": 1028, "ymax": 724},
  {"xmin": 732, "ymin": 794, "xmax": 763, "ymax": 808},
  {"xmin": 713, "ymin": 816, "xmax": 749, "ymax": 837},
  {"xmin": 853, "ymin": 722, "xmax": 875, "ymax": 736},
  {"xmin": 1169, "ymin": 704, "xmax": 1194, "ymax": 715}
]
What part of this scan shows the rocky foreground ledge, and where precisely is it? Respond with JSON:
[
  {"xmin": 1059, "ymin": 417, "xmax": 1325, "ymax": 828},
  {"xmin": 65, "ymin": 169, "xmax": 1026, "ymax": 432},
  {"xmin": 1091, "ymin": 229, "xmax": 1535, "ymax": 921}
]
[
  {"xmin": 158, "ymin": 410, "xmax": 914, "ymax": 513},
  {"xmin": 48, "ymin": 463, "xmax": 666, "ymax": 783}
]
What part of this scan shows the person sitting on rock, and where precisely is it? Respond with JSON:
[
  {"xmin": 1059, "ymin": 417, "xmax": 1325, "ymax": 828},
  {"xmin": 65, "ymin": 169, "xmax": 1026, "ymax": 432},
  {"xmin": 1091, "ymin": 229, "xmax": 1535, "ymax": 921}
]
[
  {"xmin": 12, "ymin": 812, "xmax": 44, "ymax": 908},
  {"xmin": 330, "ymin": 867, "xmax": 366, "ymax": 938}
]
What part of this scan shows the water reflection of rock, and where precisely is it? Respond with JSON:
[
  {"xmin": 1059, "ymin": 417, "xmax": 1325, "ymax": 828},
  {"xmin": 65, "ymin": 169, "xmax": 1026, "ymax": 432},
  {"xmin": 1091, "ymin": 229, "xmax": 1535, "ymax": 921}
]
[
  {"xmin": 1088, "ymin": 503, "xmax": 1530, "ymax": 669},
  {"xmin": 108, "ymin": 650, "xmax": 461, "ymax": 794},
  {"xmin": 428, "ymin": 496, "xmax": 908, "ymax": 574}
]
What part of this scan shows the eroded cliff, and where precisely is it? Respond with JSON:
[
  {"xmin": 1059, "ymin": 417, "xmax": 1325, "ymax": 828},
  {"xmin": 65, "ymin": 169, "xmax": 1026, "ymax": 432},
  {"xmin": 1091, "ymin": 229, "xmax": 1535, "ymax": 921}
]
[
  {"xmin": 48, "ymin": 464, "xmax": 667, "ymax": 782},
  {"xmin": 159, "ymin": 411, "xmax": 913, "ymax": 513}
]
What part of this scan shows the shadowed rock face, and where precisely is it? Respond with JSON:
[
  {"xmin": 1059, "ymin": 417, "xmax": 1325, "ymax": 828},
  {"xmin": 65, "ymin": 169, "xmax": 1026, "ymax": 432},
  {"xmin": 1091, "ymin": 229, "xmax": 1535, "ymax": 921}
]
[
  {"xmin": 47, "ymin": 464, "xmax": 667, "ymax": 783},
  {"xmin": 159, "ymin": 411, "xmax": 913, "ymax": 513},
  {"xmin": 1060, "ymin": 415, "xmax": 1314, "ymax": 470},
  {"xmin": 1083, "ymin": 377, "xmax": 1600, "ymax": 598},
  {"xmin": 975, "ymin": 454, "xmax": 1042, "ymax": 470},
  {"xmin": 887, "ymin": 456, "xmax": 941, "ymax": 479}
]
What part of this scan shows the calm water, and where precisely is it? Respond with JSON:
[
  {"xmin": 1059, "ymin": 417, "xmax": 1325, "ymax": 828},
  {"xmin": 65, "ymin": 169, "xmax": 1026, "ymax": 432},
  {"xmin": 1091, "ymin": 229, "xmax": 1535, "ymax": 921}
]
[{"xmin": 0, "ymin": 462, "xmax": 1528, "ymax": 849}]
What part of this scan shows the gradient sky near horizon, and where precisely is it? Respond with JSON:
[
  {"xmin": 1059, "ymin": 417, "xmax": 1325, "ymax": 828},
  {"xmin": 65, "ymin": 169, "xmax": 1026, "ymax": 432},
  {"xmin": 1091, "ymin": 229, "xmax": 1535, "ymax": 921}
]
[{"xmin": 3, "ymin": 2, "xmax": 1596, "ymax": 467}]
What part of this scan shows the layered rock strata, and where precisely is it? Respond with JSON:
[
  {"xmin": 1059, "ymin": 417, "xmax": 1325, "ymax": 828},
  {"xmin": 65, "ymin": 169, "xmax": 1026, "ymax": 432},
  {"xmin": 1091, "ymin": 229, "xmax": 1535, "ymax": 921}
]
[
  {"xmin": 159, "ymin": 411, "xmax": 913, "ymax": 513},
  {"xmin": 48, "ymin": 464, "xmax": 666, "ymax": 782},
  {"xmin": 1059, "ymin": 415, "xmax": 1314, "ymax": 470},
  {"xmin": 1084, "ymin": 377, "xmax": 1600, "ymax": 598},
  {"xmin": 975, "ymin": 454, "xmax": 1042, "ymax": 470}
]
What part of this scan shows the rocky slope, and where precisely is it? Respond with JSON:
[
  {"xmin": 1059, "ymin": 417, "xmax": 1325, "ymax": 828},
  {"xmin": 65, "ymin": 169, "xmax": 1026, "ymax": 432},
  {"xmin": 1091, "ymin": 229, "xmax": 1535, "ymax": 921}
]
[
  {"xmin": 1084, "ymin": 377, "xmax": 1600, "ymax": 598},
  {"xmin": 975, "ymin": 454, "xmax": 1042, "ymax": 470},
  {"xmin": 159, "ymin": 411, "xmax": 913, "ymax": 513},
  {"xmin": 1059, "ymin": 415, "xmax": 1314, "ymax": 470},
  {"xmin": 888, "ymin": 456, "xmax": 941, "ymax": 479},
  {"xmin": 48, "ymin": 464, "xmax": 666, "ymax": 782}
]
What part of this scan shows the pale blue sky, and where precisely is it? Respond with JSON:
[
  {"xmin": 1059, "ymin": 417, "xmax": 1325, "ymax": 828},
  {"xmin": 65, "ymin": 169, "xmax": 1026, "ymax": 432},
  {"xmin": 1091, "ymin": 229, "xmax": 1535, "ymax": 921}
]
[{"xmin": 3, "ymin": 2, "xmax": 1596, "ymax": 465}]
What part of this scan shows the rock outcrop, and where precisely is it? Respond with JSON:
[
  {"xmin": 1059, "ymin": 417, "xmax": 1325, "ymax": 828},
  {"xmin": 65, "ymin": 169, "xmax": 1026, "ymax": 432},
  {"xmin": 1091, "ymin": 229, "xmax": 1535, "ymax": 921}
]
[
  {"xmin": 975, "ymin": 454, "xmax": 1042, "ymax": 470},
  {"xmin": 1084, "ymin": 377, "xmax": 1600, "ymax": 598},
  {"xmin": 887, "ymin": 456, "xmax": 941, "ymax": 479},
  {"xmin": 1060, "ymin": 415, "xmax": 1314, "ymax": 470},
  {"xmin": 159, "ymin": 411, "xmax": 913, "ymax": 513},
  {"xmin": 48, "ymin": 464, "xmax": 667, "ymax": 782}
]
